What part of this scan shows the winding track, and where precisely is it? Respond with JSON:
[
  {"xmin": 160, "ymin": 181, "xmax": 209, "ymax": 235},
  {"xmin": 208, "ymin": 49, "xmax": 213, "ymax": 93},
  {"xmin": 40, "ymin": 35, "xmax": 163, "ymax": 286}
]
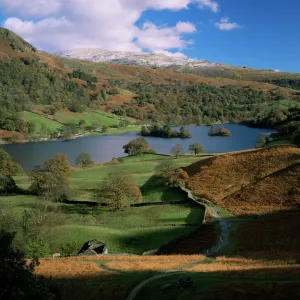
[{"xmin": 126, "ymin": 195, "xmax": 231, "ymax": 300}]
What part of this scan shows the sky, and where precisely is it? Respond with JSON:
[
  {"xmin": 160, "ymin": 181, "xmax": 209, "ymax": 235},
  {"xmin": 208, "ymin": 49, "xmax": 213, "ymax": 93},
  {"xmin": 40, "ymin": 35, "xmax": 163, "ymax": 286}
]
[{"xmin": 0, "ymin": 0, "xmax": 299, "ymax": 73}]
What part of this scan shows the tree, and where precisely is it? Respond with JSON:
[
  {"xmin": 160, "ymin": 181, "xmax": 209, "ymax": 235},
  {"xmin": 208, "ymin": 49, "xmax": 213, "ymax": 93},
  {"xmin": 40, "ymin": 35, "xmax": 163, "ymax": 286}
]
[
  {"xmin": 107, "ymin": 171, "xmax": 142, "ymax": 203},
  {"xmin": 29, "ymin": 170, "xmax": 69, "ymax": 202},
  {"xmin": 188, "ymin": 143, "xmax": 204, "ymax": 155},
  {"xmin": 94, "ymin": 171, "xmax": 142, "ymax": 209},
  {"xmin": 123, "ymin": 137, "xmax": 155, "ymax": 155},
  {"xmin": 0, "ymin": 175, "xmax": 18, "ymax": 194},
  {"xmin": 166, "ymin": 169, "xmax": 189, "ymax": 187},
  {"xmin": 102, "ymin": 125, "xmax": 108, "ymax": 133},
  {"xmin": 0, "ymin": 149, "xmax": 23, "ymax": 176},
  {"xmin": 0, "ymin": 232, "xmax": 55, "ymax": 300},
  {"xmin": 43, "ymin": 154, "xmax": 71, "ymax": 184},
  {"xmin": 27, "ymin": 121, "xmax": 36, "ymax": 134},
  {"xmin": 170, "ymin": 144, "xmax": 184, "ymax": 158},
  {"xmin": 155, "ymin": 159, "xmax": 177, "ymax": 178},
  {"xmin": 91, "ymin": 121, "xmax": 100, "ymax": 130},
  {"xmin": 30, "ymin": 154, "xmax": 71, "ymax": 201},
  {"xmin": 61, "ymin": 125, "xmax": 72, "ymax": 140},
  {"xmin": 179, "ymin": 126, "xmax": 192, "ymax": 138},
  {"xmin": 208, "ymin": 126, "xmax": 231, "ymax": 137},
  {"xmin": 75, "ymin": 153, "xmax": 94, "ymax": 168},
  {"xmin": 78, "ymin": 119, "xmax": 86, "ymax": 129},
  {"xmin": 94, "ymin": 185, "xmax": 125, "ymax": 210}
]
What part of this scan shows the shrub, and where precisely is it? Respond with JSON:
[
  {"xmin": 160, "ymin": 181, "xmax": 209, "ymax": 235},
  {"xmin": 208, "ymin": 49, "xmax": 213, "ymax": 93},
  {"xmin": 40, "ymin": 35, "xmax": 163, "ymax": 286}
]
[
  {"xmin": 75, "ymin": 153, "xmax": 94, "ymax": 168},
  {"xmin": 60, "ymin": 241, "xmax": 79, "ymax": 257},
  {"xmin": 0, "ymin": 175, "xmax": 18, "ymax": 194}
]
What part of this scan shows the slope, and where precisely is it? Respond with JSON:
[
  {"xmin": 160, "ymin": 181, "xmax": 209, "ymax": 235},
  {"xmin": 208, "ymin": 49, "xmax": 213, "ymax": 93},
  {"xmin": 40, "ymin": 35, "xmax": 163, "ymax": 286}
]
[
  {"xmin": 1, "ymin": 27, "xmax": 299, "ymax": 142},
  {"xmin": 183, "ymin": 145, "xmax": 300, "ymax": 215}
]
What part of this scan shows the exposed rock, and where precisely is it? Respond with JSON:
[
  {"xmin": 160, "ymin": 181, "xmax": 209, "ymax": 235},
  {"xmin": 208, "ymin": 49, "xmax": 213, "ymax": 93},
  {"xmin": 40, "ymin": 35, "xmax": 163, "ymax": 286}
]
[{"xmin": 78, "ymin": 240, "xmax": 108, "ymax": 256}]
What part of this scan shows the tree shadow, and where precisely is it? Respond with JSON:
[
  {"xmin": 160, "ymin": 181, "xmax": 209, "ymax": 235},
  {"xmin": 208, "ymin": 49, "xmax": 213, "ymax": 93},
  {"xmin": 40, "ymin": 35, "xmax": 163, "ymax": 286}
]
[{"xmin": 140, "ymin": 175, "xmax": 187, "ymax": 203}]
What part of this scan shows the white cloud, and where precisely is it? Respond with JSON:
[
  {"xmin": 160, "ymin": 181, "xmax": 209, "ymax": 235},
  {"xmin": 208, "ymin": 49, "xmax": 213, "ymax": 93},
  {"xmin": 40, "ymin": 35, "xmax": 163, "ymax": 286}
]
[
  {"xmin": 0, "ymin": 0, "xmax": 62, "ymax": 17},
  {"xmin": 176, "ymin": 21, "xmax": 197, "ymax": 33},
  {"xmin": 195, "ymin": 0, "xmax": 219, "ymax": 12},
  {"xmin": 1, "ymin": 0, "xmax": 226, "ymax": 53},
  {"xmin": 136, "ymin": 22, "xmax": 195, "ymax": 52},
  {"xmin": 215, "ymin": 17, "xmax": 241, "ymax": 31},
  {"xmin": 274, "ymin": 69, "xmax": 280, "ymax": 72}
]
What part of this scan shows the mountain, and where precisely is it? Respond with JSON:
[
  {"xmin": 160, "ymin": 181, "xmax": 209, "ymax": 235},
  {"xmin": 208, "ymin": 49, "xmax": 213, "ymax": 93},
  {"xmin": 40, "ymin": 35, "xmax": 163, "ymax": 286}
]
[
  {"xmin": 56, "ymin": 48, "xmax": 224, "ymax": 68},
  {"xmin": 0, "ymin": 27, "xmax": 299, "ymax": 143},
  {"xmin": 57, "ymin": 48, "xmax": 300, "ymax": 89}
]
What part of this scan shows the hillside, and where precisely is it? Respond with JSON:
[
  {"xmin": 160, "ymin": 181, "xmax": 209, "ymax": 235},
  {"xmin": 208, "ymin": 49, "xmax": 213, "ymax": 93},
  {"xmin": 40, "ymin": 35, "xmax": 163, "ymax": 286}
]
[
  {"xmin": 183, "ymin": 145, "xmax": 300, "ymax": 215},
  {"xmin": 1, "ymin": 27, "xmax": 300, "ymax": 143},
  {"xmin": 57, "ymin": 48, "xmax": 300, "ymax": 90}
]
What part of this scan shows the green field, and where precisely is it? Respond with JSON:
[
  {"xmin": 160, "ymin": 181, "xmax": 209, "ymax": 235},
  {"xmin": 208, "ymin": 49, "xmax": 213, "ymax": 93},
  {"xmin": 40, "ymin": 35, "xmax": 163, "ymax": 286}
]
[
  {"xmin": 54, "ymin": 110, "xmax": 121, "ymax": 127},
  {"xmin": 22, "ymin": 111, "xmax": 62, "ymax": 132},
  {"xmin": 3, "ymin": 154, "xmax": 206, "ymax": 255},
  {"xmin": 70, "ymin": 154, "xmax": 204, "ymax": 202}
]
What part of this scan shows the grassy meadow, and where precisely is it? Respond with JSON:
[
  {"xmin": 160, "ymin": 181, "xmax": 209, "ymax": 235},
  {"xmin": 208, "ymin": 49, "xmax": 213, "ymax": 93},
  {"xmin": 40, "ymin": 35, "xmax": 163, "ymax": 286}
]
[
  {"xmin": 53, "ymin": 110, "xmax": 121, "ymax": 127},
  {"xmin": 3, "ymin": 154, "xmax": 206, "ymax": 255},
  {"xmin": 22, "ymin": 111, "xmax": 62, "ymax": 132}
]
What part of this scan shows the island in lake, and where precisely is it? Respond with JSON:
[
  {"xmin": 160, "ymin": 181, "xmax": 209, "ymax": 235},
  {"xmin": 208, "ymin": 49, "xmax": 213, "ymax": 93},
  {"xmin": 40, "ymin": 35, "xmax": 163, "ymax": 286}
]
[
  {"xmin": 208, "ymin": 125, "xmax": 232, "ymax": 137},
  {"xmin": 141, "ymin": 125, "xmax": 192, "ymax": 138}
]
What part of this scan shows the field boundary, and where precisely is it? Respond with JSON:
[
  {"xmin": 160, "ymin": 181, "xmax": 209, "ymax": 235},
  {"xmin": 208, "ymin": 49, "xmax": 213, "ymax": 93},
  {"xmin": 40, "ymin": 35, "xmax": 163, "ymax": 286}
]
[{"xmin": 142, "ymin": 187, "xmax": 207, "ymax": 255}]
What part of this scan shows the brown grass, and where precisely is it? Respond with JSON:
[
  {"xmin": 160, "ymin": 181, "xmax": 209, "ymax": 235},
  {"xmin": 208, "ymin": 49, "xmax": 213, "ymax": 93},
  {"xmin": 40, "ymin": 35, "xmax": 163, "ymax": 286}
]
[
  {"xmin": 235, "ymin": 210, "xmax": 300, "ymax": 260},
  {"xmin": 158, "ymin": 224, "xmax": 217, "ymax": 255},
  {"xmin": 185, "ymin": 256, "xmax": 300, "ymax": 276},
  {"xmin": 220, "ymin": 164, "xmax": 300, "ymax": 215},
  {"xmin": 35, "ymin": 259, "xmax": 116, "ymax": 279},
  {"xmin": 184, "ymin": 146, "xmax": 300, "ymax": 215}
]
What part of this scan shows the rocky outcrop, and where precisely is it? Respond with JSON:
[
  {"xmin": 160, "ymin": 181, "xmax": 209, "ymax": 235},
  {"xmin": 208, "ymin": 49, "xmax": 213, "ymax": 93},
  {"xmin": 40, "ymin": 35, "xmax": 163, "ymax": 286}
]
[{"xmin": 78, "ymin": 240, "xmax": 108, "ymax": 256}]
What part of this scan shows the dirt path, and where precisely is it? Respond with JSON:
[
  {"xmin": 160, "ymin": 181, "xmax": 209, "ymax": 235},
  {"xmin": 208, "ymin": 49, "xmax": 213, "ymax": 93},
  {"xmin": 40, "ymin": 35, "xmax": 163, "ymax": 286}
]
[
  {"xmin": 125, "ymin": 193, "xmax": 231, "ymax": 300},
  {"xmin": 126, "ymin": 272, "xmax": 182, "ymax": 300}
]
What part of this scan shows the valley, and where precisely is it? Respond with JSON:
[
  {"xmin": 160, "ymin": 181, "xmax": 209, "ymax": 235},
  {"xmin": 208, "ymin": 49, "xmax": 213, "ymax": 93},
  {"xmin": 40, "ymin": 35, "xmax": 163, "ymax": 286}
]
[{"xmin": 0, "ymin": 26, "xmax": 300, "ymax": 300}]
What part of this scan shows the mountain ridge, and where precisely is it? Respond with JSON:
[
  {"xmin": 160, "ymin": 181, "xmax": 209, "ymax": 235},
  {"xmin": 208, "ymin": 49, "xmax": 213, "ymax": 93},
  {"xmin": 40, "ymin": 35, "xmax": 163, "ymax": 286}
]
[{"xmin": 56, "ymin": 48, "xmax": 232, "ymax": 69}]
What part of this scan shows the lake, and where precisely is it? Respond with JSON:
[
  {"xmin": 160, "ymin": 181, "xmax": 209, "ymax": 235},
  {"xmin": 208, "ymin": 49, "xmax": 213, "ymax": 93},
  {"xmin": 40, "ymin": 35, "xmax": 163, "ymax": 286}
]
[{"xmin": 0, "ymin": 124, "xmax": 274, "ymax": 171}]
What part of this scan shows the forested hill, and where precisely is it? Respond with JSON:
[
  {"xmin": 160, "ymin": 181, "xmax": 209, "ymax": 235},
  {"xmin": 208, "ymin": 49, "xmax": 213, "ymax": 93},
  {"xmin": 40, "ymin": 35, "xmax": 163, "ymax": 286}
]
[
  {"xmin": 166, "ymin": 65, "xmax": 300, "ymax": 90},
  {"xmin": 0, "ymin": 27, "xmax": 299, "ymax": 142}
]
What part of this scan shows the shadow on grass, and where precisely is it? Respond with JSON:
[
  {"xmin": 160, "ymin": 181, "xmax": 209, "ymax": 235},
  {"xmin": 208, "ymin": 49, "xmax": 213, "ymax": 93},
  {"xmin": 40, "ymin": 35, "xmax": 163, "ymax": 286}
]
[
  {"xmin": 40, "ymin": 265, "xmax": 300, "ymax": 300},
  {"xmin": 140, "ymin": 175, "xmax": 187, "ymax": 203}
]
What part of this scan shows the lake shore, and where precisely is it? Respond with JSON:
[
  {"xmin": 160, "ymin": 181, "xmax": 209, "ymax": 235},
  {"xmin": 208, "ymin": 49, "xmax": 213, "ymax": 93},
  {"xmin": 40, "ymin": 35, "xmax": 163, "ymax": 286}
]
[{"xmin": 0, "ymin": 125, "xmax": 142, "ymax": 145}]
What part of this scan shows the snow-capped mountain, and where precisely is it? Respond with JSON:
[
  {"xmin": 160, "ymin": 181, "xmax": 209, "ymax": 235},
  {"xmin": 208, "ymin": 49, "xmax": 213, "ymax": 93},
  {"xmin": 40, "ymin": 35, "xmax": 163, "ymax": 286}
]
[{"xmin": 56, "ymin": 49, "xmax": 226, "ymax": 69}]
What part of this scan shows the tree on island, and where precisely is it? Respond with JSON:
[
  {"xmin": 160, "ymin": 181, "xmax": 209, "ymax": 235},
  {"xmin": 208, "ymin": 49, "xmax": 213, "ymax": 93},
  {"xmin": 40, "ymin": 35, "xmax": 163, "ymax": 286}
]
[
  {"xmin": 171, "ymin": 144, "xmax": 184, "ymax": 158},
  {"xmin": 179, "ymin": 126, "xmax": 192, "ymax": 138},
  {"xmin": 208, "ymin": 126, "xmax": 231, "ymax": 137},
  {"xmin": 123, "ymin": 137, "xmax": 156, "ymax": 156},
  {"xmin": 188, "ymin": 143, "xmax": 204, "ymax": 155},
  {"xmin": 140, "ymin": 124, "xmax": 192, "ymax": 138},
  {"xmin": 75, "ymin": 152, "xmax": 94, "ymax": 168}
]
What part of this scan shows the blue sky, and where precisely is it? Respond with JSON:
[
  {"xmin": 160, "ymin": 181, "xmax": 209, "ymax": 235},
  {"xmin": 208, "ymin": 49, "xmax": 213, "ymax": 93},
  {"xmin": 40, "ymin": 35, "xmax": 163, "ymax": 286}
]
[{"xmin": 0, "ymin": 0, "xmax": 299, "ymax": 73}]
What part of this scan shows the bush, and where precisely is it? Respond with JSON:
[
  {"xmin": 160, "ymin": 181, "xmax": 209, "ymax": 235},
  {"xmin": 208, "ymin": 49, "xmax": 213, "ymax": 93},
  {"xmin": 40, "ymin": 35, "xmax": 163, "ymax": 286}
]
[
  {"xmin": 60, "ymin": 241, "xmax": 79, "ymax": 257},
  {"xmin": 123, "ymin": 137, "xmax": 156, "ymax": 155},
  {"xmin": 0, "ymin": 149, "xmax": 23, "ymax": 175},
  {"xmin": 0, "ymin": 175, "xmax": 18, "ymax": 194},
  {"xmin": 75, "ymin": 153, "xmax": 94, "ymax": 168}
]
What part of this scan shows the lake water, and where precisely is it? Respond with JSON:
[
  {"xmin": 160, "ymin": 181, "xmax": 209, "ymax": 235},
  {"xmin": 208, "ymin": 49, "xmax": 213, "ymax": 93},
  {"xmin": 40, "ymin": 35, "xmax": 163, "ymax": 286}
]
[{"xmin": 0, "ymin": 124, "xmax": 274, "ymax": 171}]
